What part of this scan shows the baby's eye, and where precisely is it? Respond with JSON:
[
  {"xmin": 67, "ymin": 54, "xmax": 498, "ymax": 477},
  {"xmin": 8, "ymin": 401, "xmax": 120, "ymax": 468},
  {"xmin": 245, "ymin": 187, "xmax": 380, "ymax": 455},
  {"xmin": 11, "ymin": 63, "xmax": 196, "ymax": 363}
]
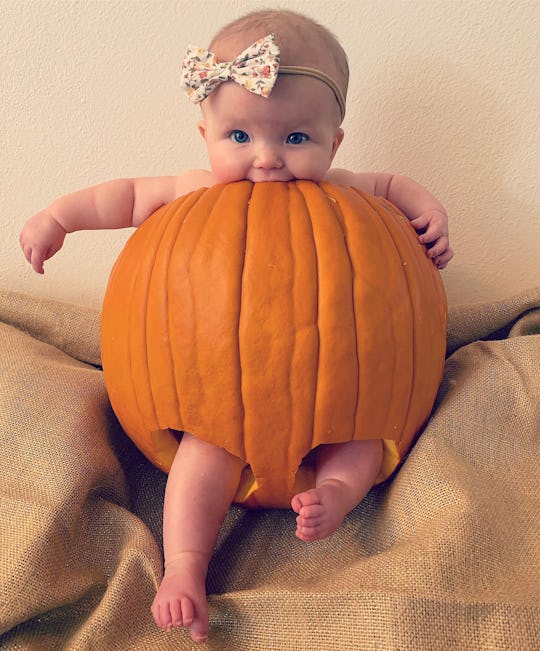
[
  {"xmin": 286, "ymin": 132, "xmax": 309, "ymax": 145},
  {"xmin": 229, "ymin": 130, "xmax": 250, "ymax": 144}
]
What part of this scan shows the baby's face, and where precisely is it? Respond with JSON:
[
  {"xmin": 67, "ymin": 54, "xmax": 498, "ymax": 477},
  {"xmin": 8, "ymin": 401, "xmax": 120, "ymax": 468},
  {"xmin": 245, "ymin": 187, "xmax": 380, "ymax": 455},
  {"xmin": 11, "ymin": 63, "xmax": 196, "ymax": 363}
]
[{"xmin": 198, "ymin": 75, "xmax": 344, "ymax": 184}]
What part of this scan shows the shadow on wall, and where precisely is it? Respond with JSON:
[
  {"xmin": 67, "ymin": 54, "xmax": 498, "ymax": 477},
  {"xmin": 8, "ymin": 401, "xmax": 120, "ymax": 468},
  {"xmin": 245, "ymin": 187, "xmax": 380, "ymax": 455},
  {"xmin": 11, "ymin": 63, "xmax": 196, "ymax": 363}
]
[{"xmin": 351, "ymin": 57, "xmax": 535, "ymax": 303}]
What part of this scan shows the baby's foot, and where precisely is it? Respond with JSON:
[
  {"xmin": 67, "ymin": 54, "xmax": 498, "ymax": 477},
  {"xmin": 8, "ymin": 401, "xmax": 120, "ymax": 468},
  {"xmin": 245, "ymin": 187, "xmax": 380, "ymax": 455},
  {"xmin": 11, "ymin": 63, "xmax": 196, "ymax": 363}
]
[
  {"xmin": 291, "ymin": 481, "xmax": 350, "ymax": 542},
  {"xmin": 151, "ymin": 552, "xmax": 209, "ymax": 644}
]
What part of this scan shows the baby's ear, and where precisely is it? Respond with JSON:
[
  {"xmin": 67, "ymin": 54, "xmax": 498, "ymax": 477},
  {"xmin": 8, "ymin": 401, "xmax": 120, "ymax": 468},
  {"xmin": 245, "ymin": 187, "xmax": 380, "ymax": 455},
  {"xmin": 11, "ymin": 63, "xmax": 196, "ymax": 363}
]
[
  {"xmin": 331, "ymin": 128, "xmax": 345, "ymax": 160},
  {"xmin": 198, "ymin": 121, "xmax": 207, "ymax": 140}
]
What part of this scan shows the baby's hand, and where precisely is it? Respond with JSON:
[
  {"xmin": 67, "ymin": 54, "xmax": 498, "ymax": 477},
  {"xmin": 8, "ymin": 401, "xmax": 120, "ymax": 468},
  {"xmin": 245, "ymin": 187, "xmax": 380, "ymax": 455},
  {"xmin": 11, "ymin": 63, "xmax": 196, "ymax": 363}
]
[
  {"xmin": 409, "ymin": 209, "xmax": 453, "ymax": 269},
  {"xmin": 20, "ymin": 210, "xmax": 67, "ymax": 274}
]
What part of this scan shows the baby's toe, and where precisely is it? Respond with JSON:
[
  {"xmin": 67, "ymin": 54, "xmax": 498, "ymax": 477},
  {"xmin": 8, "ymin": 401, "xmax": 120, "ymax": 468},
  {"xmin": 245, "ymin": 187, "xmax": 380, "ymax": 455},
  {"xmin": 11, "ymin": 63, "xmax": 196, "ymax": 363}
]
[
  {"xmin": 153, "ymin": 602, "xmax": 172, "ymax": 630},
  {"xmin": 291, "ymin": 494, "xmax": 303, "ymax": 514},
  {"xmin": 297, "ymin": 503, "xmax": 324, "ymax": 521},
  {"xmin": 189, "ymin": 616, "xmax": 209, "ymax": 643},
  {"xmin": 168, "ymin": 598, "xmax": 183, "ymax": 627},
  {"xmin": 191, "ymin": 630, "xmax": 209, "ymax": 644},
  {"xmin": 180, "ymin": 596, "xmax": 194, "ymax": 626},
  {"xmin": 296, "ymin": 523, "xmax": 323, "ymax": 542},
  {"xmin": 291, "ymin": 488, "xmax": 322, "ymax": 513}
]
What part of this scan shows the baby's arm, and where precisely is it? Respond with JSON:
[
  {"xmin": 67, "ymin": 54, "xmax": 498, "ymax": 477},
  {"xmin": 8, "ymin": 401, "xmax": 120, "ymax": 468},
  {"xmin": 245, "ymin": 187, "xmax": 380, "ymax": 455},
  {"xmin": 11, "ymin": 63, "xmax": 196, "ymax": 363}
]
[
  {"xmin": 326, "ymin": 169, "xmax": 453, "ymax": 269},
  {"xmin": 20, "ymin": 170, "xmax": 213, "ymax": 273}
]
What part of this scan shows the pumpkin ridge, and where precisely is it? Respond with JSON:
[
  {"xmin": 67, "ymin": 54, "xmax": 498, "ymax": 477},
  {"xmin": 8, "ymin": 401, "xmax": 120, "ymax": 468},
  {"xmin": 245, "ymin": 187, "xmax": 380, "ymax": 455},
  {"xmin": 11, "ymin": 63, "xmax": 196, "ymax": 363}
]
[
  {"xmin": 236, "ymin": 182, "xmax": 252, "ymax": 461},
  {"xmin": 293, "ymin": 181, "xmax": 322, "ymax": 466},
  {"xmin": 325, "ymin": 186, "xmax": 365, "ymax": 443},
  {"xmin": 378, "ymin": 197, "xmax": 448, "ymax": 337},
  {"xmin": 149, "ymin": 199, "xmax": 190, "ymax": 430},
  {"xmin": 295, "ymin": 181, "xmax": 342, "ymax": 460},
  {"xmin": 151, "ymin": 190, "xmax": 209, "ymax": 433},
  {"xmin": 299, "ymin": 181, "xmax": 358, "ymax": 449},
  {"xmin": 117, "ymin": 232, "xmax": 143, "ymax": 435},
  {"xmin": 361, "ymin": 191, "xmax": 416, "ymax": 442},
  {"xmin": 117, "ymin": 223, "xmax": 149, "ymax": 442},
  {"xmin": 374, "ymin": 196, "xmax": 447, "ymax": 456},
  {"xmin": 126, "ymin": 193, "xmax": 198, "ymax": 438},
  {"xmin": 363, "ymin": 189, "xmax": 415, "ymax": 442},
  {"xmin": 178, "ymin": 182, "xmax": 251, "ymax": 460},
  {"xmin": 171, "ymin": 186, "xmax": 219, "ymax": 440},
  {"xmin": 322, "ymin": 184, "xmax": 410, "ymax": 444},
  {"xmin": 101, "ymin": 201, "xmax": 170, "ymax": 463},
  {"xmin": 340, "ymin": 185, "xmax": 393, "ymax": 439},
  {"xmin": 318, "ymin": 184, "xmax": 360, "ymax": 444},
  {"xmin": 283, "ymin": 182, "xmax": 322, "ymax": 485},
  {"xmin": 218, "ymin": 181, "xmax": 252, "ymax": 460},
  {"xmin": 284, "ymin": 182, "xmax": 298, "ymax": 480},
  {"xmin": 239, "ymin": 182, "xmax": 298, "ymax": 500},
  {"xmin": 386, "ymin": 205, "xmax": 425, "ymax": 458},
  {"xmin": 353, "ymin": 190, "xmax": 446, "ymax": 466},
  {"xmin": 133, "ymin": 202, "xmax": 178, "ymax": 434}
]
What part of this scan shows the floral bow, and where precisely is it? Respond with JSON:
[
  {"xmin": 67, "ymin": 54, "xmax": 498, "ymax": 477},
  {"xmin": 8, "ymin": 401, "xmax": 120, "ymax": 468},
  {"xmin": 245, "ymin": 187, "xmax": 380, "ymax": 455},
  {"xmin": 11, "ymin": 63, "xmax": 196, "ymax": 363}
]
[{"xmin": 181, "ymin": 34, "xmax": 280, "ymax": 103}]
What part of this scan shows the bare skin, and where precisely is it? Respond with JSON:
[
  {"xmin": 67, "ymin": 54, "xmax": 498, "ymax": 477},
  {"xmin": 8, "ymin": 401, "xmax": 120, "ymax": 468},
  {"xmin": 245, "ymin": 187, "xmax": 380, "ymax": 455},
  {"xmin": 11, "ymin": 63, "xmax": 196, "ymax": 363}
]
[
  {"xmin": 292, "ymin": 439, "xmax": 383, "ymax": 541},
  {"xmin": 151, "ymin": 434, "xmax": 383, "ymax": 642},
  {"xmin": 151, "ymin": 432, "xmax": 245, "ymax": 643}
]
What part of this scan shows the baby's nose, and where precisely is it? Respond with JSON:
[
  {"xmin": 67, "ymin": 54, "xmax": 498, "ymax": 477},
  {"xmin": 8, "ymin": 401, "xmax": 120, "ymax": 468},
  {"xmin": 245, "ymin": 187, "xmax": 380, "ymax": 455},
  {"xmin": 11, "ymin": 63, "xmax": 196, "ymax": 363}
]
[{"xmin": 254, "ymin": 145, "xmax": 283, "ymax": 169}]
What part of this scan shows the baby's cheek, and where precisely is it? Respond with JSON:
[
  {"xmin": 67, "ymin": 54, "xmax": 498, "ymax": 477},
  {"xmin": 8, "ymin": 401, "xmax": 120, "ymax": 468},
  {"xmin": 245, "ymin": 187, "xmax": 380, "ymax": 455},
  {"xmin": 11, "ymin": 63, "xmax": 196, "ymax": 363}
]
[
  {"xmin": 207, "ymin": 149, "xmax": 242, "ymax": 184},
  {"xmin": 295, "ymin": 163, "xmax": 326, "ymax": 183},
  {"xmin": 211, "ymin": 163, "xmax": 244, "ymax": 184},
  {"xmin": 295, "ymin": 152, "xmax": 331, "ymax": 182}
]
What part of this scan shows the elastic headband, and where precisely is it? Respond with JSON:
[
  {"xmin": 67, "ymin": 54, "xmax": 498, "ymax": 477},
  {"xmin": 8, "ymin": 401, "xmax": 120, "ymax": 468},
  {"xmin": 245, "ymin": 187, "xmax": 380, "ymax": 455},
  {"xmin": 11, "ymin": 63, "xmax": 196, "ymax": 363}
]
[
  {"xmin": 278, "ymin": 65, "xmax": 345, "ymax": 120},
  {"xmin": 181, "ymin": 34, "xmax": 346, "ymax": 120}
]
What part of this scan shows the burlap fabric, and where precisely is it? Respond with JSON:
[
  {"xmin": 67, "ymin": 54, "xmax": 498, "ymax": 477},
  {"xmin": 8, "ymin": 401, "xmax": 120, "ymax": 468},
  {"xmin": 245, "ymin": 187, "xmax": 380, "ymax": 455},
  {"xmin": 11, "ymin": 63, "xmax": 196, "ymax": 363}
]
[{"xmin": 0, "ymin": 287, "xmax": 538, "ymax": 650}]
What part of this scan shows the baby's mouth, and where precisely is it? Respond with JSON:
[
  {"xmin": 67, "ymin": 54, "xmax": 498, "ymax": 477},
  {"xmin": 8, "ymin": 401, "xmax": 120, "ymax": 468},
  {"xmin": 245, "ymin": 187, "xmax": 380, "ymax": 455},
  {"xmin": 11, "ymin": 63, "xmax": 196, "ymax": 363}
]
[{"xmin": 248, "ymin": 171, "xmax": 294, "ymax": 183}]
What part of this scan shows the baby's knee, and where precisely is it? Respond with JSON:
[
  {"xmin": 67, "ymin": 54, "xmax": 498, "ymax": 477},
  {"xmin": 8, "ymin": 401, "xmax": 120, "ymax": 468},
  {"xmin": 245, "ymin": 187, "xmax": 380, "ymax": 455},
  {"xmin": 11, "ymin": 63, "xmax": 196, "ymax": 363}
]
[{"xmin": 178, "ymin": 431, "xmax": 245, "ymax": 471}]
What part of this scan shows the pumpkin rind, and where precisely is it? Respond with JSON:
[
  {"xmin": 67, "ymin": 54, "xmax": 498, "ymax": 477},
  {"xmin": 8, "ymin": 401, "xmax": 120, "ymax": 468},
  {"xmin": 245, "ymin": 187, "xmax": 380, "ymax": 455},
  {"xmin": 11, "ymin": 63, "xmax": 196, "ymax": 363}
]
[{"xmin": 101, "ymin": 181, "xmax": 447, "ymax": 508}]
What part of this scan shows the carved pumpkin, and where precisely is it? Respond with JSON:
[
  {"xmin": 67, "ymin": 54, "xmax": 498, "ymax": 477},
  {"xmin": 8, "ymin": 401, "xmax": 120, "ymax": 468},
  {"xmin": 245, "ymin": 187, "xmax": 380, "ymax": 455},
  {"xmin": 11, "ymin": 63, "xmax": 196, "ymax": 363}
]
[{"xmin": 101, "ymin": 181, "xmax": 447, "ymax": 508}]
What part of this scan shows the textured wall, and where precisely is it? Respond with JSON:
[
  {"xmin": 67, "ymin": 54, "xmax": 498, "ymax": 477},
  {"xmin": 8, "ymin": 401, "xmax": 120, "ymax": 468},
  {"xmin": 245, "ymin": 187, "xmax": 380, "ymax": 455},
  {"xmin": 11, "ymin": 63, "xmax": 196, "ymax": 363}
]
[{"xmin": 3, "ymin": 0, "xmax": 539, "ymax": 308}]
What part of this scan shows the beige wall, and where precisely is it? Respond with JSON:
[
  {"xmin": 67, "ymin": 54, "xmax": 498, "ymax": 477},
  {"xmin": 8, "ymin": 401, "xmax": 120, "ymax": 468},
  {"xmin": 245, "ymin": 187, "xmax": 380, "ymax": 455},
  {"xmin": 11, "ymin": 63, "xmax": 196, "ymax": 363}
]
[{"xmin": 3, "ymin": 0, "xmax": 539, "ymax": 308}]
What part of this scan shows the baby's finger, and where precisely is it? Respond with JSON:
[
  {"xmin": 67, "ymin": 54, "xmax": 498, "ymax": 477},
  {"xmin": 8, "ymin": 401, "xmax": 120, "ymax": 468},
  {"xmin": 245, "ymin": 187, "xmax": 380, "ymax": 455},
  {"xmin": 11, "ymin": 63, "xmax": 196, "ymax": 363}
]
[
  {"xmin": 419, "ymin": 221, "xmax": 447, "ymax": 244},
  {"xmin": 426, "ymin": 236, "xmax": 449, "ymax": 258},
  {"xmin": 409, "ymin": 214, "xmax": 431, "ymax": 230},
  {"xmin": 433, "ymin": 247, "xmax": 454, "ymax": 269},
  {"xmin": 30, "ymin": 248, "xmax": 45, "ymax": 274}
]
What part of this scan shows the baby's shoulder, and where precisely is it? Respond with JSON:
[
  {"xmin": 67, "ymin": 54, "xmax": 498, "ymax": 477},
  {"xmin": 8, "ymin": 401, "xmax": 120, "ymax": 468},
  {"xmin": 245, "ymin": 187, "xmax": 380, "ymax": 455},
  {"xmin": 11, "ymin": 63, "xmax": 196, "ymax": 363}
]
[
  {"xmin": 324, "ymin": 168, "xmax": 378, "ymax": 195},
  {"xmin": 174, "ymin": 169, "xmax": 216, "ymax": 196}
]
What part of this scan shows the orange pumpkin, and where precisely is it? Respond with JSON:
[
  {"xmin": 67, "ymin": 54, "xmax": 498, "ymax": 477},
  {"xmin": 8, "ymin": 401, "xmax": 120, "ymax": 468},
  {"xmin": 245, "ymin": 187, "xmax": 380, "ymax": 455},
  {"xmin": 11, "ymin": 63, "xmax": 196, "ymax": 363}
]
[{"xmin": 101, "ymin": 181, "xmax": 447, "ymax": 508}]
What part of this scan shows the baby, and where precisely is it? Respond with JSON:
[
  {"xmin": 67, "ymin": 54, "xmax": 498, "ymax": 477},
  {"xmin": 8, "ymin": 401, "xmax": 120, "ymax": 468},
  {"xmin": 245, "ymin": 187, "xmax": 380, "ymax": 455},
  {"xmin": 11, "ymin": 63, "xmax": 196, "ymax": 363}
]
[{"xmin": 20, "ymin": 9, "xmax": 453, "ymax": 644}]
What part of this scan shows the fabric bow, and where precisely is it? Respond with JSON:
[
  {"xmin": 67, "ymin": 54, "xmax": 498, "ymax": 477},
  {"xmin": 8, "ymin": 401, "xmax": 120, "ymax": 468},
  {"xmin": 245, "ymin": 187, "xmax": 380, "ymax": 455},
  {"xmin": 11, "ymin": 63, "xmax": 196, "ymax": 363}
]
[{"xmin": 181, "ymin": 34, "xmax": 280, "ymax": 103}]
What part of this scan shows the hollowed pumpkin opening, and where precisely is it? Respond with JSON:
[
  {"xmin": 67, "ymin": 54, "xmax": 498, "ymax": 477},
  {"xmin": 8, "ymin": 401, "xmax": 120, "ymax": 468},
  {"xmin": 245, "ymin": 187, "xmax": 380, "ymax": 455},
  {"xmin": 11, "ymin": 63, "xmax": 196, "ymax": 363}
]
[{"xmin": 146, "ymin": 427, "xmax": 401, "ymax": 509}]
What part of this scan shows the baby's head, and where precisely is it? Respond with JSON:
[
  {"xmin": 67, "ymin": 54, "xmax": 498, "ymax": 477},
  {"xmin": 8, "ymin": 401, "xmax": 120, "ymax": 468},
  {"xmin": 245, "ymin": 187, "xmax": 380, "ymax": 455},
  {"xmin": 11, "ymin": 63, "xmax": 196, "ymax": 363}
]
[
  {"xmin": 209, "ymin": 9, "xmax": 349, "ymax": 122},
  {"xmin": 184, "ymin": 10, "xmax": 349, "ymax": 184}
]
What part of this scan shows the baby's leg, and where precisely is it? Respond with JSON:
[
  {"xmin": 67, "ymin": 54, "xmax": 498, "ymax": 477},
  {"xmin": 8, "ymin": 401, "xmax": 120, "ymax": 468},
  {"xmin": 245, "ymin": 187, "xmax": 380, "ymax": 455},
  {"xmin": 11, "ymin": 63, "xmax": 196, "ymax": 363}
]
[
  {"xmin": 291, "ymin": 439, "xmax": 383, "ymax": 542},
  {"xmin": 151, "ymin": 432, "xmax": 244, "ymax": 643}
]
